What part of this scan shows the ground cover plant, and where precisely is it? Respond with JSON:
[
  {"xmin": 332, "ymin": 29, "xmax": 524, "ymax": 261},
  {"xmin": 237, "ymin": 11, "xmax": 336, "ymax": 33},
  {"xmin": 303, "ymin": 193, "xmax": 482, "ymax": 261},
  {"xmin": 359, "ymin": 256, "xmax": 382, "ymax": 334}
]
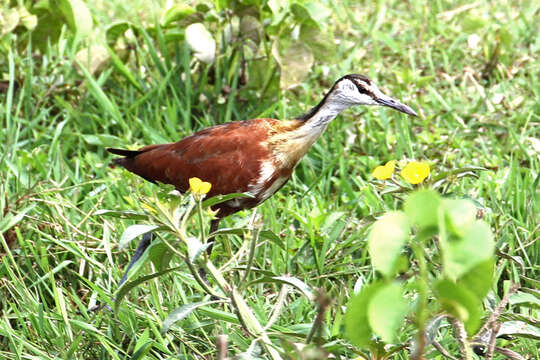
[{"xmin": 1, "ymin": 0, "xmax": 539, "ymax": 359}]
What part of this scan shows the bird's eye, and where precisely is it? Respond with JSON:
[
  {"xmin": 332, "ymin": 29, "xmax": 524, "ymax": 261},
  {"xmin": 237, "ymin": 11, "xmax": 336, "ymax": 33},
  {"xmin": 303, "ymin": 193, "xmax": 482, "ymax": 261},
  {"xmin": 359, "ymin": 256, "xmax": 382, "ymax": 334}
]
[{"xmin": 356, "ymin": 84, "xmax": 370, "ymax": 95}]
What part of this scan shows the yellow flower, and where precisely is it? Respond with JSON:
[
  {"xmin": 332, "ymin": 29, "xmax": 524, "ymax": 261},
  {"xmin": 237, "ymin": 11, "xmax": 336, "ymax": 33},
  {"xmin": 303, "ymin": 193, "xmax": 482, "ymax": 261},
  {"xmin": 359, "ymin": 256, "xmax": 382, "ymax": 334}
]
[
  {"xmin": 401, "ymin": 161, "xmax": 430, "ymax": 184},
  {"xmin": 189, "ymin": 177, "xmax": 212, "ymax": 196},
  {"xmin": 372, "ymin": 160, "xmax": 396, "ymax": 180}
]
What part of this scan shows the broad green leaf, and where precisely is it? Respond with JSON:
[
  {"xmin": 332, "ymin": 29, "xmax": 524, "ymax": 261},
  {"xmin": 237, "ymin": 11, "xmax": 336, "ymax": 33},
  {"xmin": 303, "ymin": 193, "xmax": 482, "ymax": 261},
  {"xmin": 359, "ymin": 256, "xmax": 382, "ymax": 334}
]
[
  {"xmin": 299, "ymin": 24, "xmax": 335, "ymax": 61},
  {"xmin": 290, "ymin": 2, "xmax": 330, "ymax": 28},
  {"xmin": 497, "ymin": 321, "xmax": 540, "ymax": 340},
  {"xmin": 272, "ymin": 40, "xmax": 314, "ymax": 90},
  {"xmin": 457, "ymin": 259, "xmax": 494, "ymax": 300},
  {"xmin": 17, "ymin": 6, "xmax": 37, "ymax": 30},
  {"xmin": 368, "ymin": 282, "xmax": 408, "ymax": 344},
  {"xmin": 344, "ymin": 281, "xmax": 385, "ymax": 347},
  {"xmin": 185, "ymin": 23, "xmax": 215, "ymax": 63},
  {"xmin": 119, "ymin": 224, "xmax": 159, "ymax": 250},
  {"xmin": 443, "ymin": 199, "xmax": 477, "ymax": 237},
  {"xmin": 509, "ymin": 291, "xmax": 540, "ymax": 309},
  {"xmin": 404, "ymin": 189, "xmax": 441, "ymax": 230},
  {"xmin": 54, "ymin": 0, "xmax": 93, "ymax": 37},
  {"xmin": 240, "ymin": 15, "xmax": 262, "ymax": 49},
  {"xmin": 161, "ymin": 300, "xmax": 220, "ymax": 334},
  {"xmin": 1, "ymin": 8, "xmax": 20, "ymax": 35},
  {"xmin": 435, "ymin": 279, "xmax": 482, "ymax": 335},
  {"xmin": 442, "ymin": 220, "xmax": 494, "ymax": 278},
  {"xmin": 148, "ymin": 241, "xmax": 173, "ymax": 271},
  {"xmin": 32, "ymin": 9, "xmax": 63, "ymax": 51},
  {"xmin": 368, "ymin": 211, "xmax": 409, "ymax": 277},
  {"xmin": 163, "ymin": 4, "xmax": 196, "ymax": 27},
  {"xmin": 75, "ymin": 45, "xmax": 111, "ymax": 76},
  {"xmin": 106, "ymin": 21, "xmax": 131, "ymax": 45}
]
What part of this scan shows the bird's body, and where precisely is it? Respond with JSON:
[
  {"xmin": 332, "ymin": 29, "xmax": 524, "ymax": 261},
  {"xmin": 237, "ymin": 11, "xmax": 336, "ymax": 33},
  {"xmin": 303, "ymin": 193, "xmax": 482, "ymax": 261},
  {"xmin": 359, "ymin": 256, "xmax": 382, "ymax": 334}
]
[
  {"xmin": 108, "ymin": 74, "xmax": 417, "ymax": 279},
  {"xmin": 110, "ymin": 117, "xmax": 318, "ymax": 218}
]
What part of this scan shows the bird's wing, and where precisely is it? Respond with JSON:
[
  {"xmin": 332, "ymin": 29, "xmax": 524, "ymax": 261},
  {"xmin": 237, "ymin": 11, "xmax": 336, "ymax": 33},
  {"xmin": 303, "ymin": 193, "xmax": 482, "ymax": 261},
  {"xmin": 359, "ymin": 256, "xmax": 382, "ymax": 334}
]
[{"xmin": 113, "ymin": 119, "xmax": 278, "ymax": 198}]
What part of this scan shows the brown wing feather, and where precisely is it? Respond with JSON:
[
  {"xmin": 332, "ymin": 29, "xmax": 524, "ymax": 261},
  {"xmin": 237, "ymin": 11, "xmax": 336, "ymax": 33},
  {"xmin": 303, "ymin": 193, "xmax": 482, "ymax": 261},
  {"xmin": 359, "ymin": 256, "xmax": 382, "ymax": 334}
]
[{"xmin": 111, "ymin": 119, "xmax": 277, "ymax": 202}]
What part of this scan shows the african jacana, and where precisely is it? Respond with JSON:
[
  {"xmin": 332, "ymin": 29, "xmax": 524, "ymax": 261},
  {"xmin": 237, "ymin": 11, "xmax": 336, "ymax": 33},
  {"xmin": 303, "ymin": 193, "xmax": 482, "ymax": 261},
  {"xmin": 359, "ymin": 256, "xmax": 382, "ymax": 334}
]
[{"xmin": 108, "ymin": 74, "xmax": 417, "ymax": 282}]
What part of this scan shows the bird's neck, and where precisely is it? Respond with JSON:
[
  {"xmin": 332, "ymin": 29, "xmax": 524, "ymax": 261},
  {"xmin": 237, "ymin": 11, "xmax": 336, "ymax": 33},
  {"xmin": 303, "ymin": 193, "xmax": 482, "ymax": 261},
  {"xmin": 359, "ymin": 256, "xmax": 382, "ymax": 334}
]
[
  {"xmin": 295, "ymin": 96, "xmax": 350, "ymax": 139},
  {"xmin": 270, "ymin": 97, "xmax": 350, "ymax": 168}
]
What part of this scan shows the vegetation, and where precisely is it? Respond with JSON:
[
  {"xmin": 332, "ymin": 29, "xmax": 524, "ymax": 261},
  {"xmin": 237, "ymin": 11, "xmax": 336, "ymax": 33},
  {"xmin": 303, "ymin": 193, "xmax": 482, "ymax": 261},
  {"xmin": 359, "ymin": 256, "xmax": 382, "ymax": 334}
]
[{"xmin": 1, "ymin": 0, "xmax": 538, "ymax": 359}]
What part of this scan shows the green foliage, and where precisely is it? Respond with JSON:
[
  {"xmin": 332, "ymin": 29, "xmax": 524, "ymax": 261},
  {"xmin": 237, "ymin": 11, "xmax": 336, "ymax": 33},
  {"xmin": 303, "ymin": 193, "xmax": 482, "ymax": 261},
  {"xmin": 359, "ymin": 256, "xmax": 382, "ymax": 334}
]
[{"xmin": 345, "ymin": 189, "xmax": 497, "ymax": 355}]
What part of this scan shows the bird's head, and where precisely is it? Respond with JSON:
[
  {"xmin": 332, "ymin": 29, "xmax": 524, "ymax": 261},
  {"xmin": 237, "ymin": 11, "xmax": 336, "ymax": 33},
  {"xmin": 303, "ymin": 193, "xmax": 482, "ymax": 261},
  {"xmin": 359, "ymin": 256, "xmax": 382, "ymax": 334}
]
[{"xmin": 328, "ymin": 74, "xmax": 417, "ymax": 116}]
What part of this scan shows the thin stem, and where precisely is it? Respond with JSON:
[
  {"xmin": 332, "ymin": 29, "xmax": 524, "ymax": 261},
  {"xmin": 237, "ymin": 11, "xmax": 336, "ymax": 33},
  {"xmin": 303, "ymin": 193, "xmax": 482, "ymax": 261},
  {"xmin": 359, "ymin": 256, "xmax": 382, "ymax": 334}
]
[
  {"xmin": 411, "ymin": 242, "xmax": 428, "ymax": 360},
  {"xmin": 196, "ymin": 197, "xmax": 206, "ymax": 244},
  {"xmin": 433, "ymin": 340, "xmax": 458, "ymax": 360},
  {"xmin": 241, "ymin": 225, "xmax": 261, "ymax": 283},
  {"xmin": 451, "ymin": 318, "xmax": 472, "ymax": 360},
  {"xmin": 264, "ymin": 285, "xmax": 290, "ymax": 331}
]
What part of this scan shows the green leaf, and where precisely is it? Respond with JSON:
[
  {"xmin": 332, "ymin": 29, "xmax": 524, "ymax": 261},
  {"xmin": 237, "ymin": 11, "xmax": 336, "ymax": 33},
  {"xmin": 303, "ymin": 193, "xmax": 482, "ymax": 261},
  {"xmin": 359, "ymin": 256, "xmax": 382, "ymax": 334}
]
[
  {"xmin": 442, "ymin": 220, "xmax": 494, "ymax": 278},
  {"xmin": 106, "ymin": 45, "xmax": 143, "ymax": 92},
  {"xmin": 457, "ymin": 259, "xmax": 494, "ymax": 300},
  {"xmin": 186, "ymin": 236, "xmax": 212, "ymax": 262},
  {"xmin": 231, "ymin": 289, "xmax": 265, "ymax": 337},
  {"xmin": 404, "ymin": 189, "xmax": 441, "ymax": 231},
  {"xmin": 53, "ymin": 0, "xmax": 93, "ymax": 37},
  {"xmin": 443, "ymin": 199, "xmax": 477, "ymax": 237},
  {"xmin": 367, "ymin": 282, "xmax": 408, "ymax": 344},
  {"xmin": 115, "ymin": 266, "xmax": 182, "ymax": 312},
  {"xmin": 106, "ymin": 21, "xmax": 131, "ymax": 45},
  {"xmin": 75, "ymin": 45, "xmax": 111, "ymax": 76},
  {"xmin": 202, "ymin": 193, "xmax": 254, "ymax": 208},
  {"xmin": 344, "ymin": 281, "xmax": 385, "ymax": 347},
  {"xmin": 161, "ymin": 300, "xmax": 220, "ymax": 334},
  {"xmin": 148, "ymin": 241, "xmax": 173, "ymax": 271},
  {"xmin": 132, "ymin": 329, "xmax": 152, "ymax": 360},
  {"xmin": 163, "ymin": 4, "xmax": 196, "ymax": 27},
  {"xmin": 271, "ymin": 276, "xmax": 315, "ymax": 301},
  {"xmin": 93, "ymin": 209, "xmax": 148, "ymax": 220},
  {"xmin": 0, "ymin": 205, "xmax": 34, "ymax": 233},
  {"xmin": 81, "ymin": 134, "xmax": 123, "ymax": 147},
  {"xmin": 509, "ymin": 291, "xmax": 540, "ymax": 309},
  {"xmin": 272, "ymin": 40, "xmax": 314, "ymax": 90},
  {"xmin": 435, "ymin": 279, "xmax": 482, "ymax": 335},
  {"xmin": 497, "ymin": 321, "xmax": 540, "ymax": 340},
  {"xmin": 368, "ymin": 211, "xmax": 409, "ymax": 277},
  {"xmin": 119, "ymin": 224, "xmax": 159, "ymax": 250}
]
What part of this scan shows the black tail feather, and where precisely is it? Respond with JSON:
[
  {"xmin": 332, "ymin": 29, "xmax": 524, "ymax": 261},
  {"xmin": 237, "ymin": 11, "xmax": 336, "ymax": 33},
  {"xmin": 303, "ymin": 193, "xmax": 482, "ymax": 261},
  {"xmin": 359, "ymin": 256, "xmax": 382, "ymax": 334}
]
[{"xmin": 107, "ymin": 148, "xmax": 141, "ymax": 157}]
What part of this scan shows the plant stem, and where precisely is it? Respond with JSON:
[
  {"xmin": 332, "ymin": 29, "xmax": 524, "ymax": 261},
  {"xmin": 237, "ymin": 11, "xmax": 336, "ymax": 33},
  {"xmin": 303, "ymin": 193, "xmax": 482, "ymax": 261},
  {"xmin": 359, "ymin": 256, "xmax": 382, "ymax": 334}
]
[{"xmin": 411, "ymin": 242, "xmax": 428, "ymax": 360}]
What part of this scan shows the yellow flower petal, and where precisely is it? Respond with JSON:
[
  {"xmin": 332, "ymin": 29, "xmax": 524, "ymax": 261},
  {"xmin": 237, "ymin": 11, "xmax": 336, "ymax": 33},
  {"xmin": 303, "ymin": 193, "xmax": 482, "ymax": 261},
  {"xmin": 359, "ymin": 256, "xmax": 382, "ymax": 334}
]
[
  {"xmin": 401, "ymin": 161, "xmax": 430, "ymax": 184},
  {"xmin": 372, "ymin": 160, "xmax": 396, "ymax": 180},
  {"xmin": 198, "ymin": 181, "xmax": 212, "ymax": 194},
  {"xmin": 188, "ymin": 177, "xmax": 212, "ymax": 195}
]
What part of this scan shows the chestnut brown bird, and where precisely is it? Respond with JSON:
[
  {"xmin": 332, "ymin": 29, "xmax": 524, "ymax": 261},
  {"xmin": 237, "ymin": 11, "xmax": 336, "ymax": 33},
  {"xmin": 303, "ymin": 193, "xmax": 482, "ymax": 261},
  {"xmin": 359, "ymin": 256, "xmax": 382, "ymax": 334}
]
[{"xmin": 108, "ymin": 74, "xmax": 417, "ymax": 283}]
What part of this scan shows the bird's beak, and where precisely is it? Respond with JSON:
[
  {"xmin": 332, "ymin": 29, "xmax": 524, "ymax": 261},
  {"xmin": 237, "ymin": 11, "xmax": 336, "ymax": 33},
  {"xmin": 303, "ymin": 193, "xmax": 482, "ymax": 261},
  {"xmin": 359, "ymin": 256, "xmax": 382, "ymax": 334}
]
[{"xmin": 376, "ymin": 93, "xmax": 418, "ymax": 117}]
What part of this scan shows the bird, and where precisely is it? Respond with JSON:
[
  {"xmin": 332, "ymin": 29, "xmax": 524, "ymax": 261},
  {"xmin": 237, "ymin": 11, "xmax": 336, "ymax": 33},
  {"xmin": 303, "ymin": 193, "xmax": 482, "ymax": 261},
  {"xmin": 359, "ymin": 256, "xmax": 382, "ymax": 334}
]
[{"xmin": 108, "ymin": 74, "xmax": 417, "ymax": 283}]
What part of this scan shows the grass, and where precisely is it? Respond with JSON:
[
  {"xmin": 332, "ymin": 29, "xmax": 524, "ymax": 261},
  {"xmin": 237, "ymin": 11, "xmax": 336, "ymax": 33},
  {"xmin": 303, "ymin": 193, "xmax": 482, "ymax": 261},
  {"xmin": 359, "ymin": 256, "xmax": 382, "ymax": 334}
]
[{"xmin": 1, "ymin": 0, "xmax": 539, "ymax": 359}]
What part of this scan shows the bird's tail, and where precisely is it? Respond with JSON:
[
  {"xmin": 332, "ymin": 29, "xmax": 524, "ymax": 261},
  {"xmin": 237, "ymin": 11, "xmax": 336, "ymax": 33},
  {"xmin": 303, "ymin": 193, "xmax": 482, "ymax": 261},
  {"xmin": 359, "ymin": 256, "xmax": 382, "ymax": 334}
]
[{"xmin": 107, "ymin": 148, "xmax": 143, "ymax": 167}]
